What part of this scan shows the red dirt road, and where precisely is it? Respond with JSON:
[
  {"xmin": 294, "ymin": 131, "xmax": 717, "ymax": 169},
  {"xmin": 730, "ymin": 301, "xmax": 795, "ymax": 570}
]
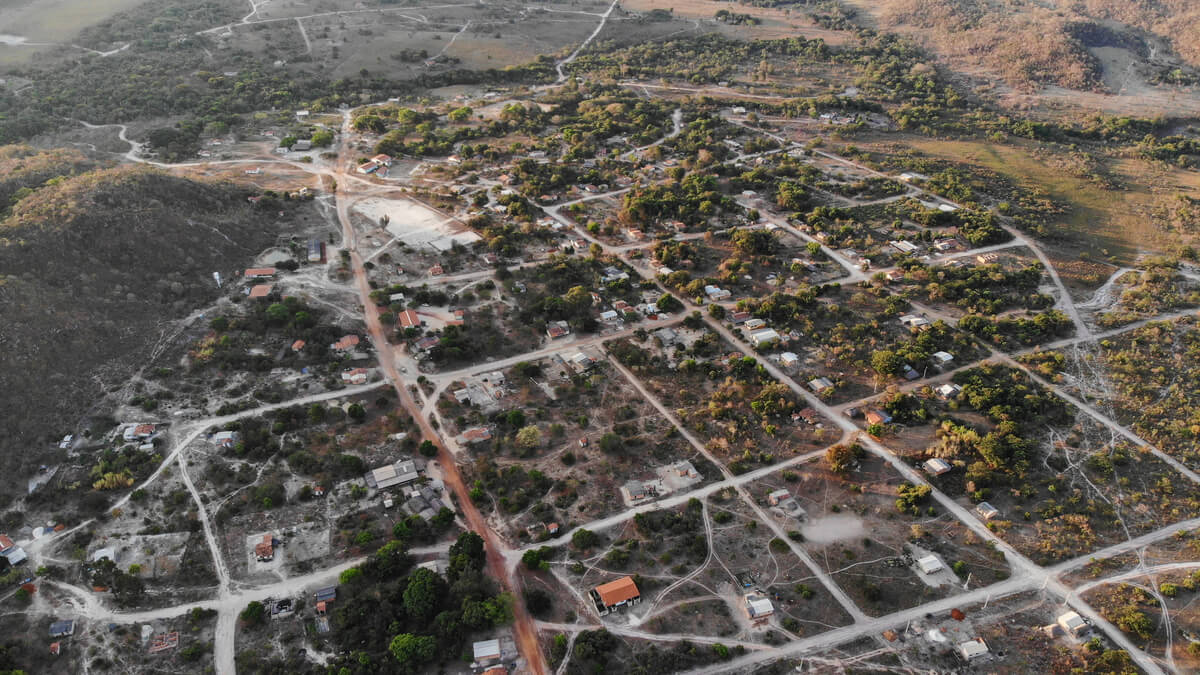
[{"xmin": 333, "ymin": 150, "xmax": 548, "ymax": 674}]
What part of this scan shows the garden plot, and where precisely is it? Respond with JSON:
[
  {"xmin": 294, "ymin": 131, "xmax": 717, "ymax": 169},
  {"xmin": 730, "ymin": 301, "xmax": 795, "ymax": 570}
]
[{"xmin": 748, "ymin": 453, "xmax": 1012, "ymax": 617}]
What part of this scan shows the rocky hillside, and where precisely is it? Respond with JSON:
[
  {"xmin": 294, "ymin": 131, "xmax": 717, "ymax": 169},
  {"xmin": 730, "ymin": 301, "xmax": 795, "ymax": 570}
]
[{"xmin": 0, "ymin": 158, "xmax": 288, "ymax": 505}]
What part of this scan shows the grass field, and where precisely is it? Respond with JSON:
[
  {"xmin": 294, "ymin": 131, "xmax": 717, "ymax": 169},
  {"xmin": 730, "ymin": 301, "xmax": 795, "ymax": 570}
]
[
  {"xmin": 0, "ymin": 0, "xmax": 149, "ymax": 42},
  {"xmin": 903, "ymin": 138, "xmax": 1200, "ymax": 265}
]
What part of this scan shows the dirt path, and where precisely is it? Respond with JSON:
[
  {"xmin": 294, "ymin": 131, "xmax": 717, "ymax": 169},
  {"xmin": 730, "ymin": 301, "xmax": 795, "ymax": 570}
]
[{"xmin": 555, "ymin": 0, "xmax": 620, "ymax": 82}]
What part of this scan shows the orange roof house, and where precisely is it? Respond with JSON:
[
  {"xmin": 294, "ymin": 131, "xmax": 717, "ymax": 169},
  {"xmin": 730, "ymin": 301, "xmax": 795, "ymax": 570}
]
[
  {"xmin": 398, "ymin": 309, "xmax": 421, "ymax": 328},
  {"xmin": 244, "ymin": 267, "xmax": 276, "ymax": 278},
  {"xmin": 249, "ymin": 284, "xmax": 272, "ymax": 298},
  {"xmin": 590, "ymin": 576, "xmax": 641, "ymax": 614}
]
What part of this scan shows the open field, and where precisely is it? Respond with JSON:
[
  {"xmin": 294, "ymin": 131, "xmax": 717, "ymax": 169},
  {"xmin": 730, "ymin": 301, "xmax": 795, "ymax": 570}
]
[{"xmin": 902, "ymin": 138, "xmax": 1200, "ymax": 265}]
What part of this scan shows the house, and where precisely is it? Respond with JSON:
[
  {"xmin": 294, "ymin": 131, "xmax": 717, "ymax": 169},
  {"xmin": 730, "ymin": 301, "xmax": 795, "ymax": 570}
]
[
  {"xmin": 731, "ymin": 106, "xmax": 747, "ymax": 114},
  {"xmin": 936, "ymin": 383, "xmax": 962, "ymax": 400},
  {"xmin": 793, "ymin": 408, "xmax": 819, "ymax": 425},
  {"xmin": 372, "ymin": 154, "xmax": 393, "ymax": 167},
  {"xmin": 341, "ymin": 367, "xmax": 370, "ymax": 385},
  {"xmin": 429, "ymin": 264, "xmax": 444, "ymax": 276},
  {"xmin": 898, "ymin": 314, "xmax": 931, "ymax": 331},
  {"xmin": 295, "ymin": 110, "xmax": 310, "ymax": 119},
  {"xmin": 622, "ymin": 480, "xmax": 652, "ymax": 503},
  {"xmin": 743, "ymin": 594, "xmax": 774, "ymax": 621},
  {"xmin": 599, "ymin": 310, "xmax": 621, "ymax": 324},
  {"xmin": 546, "ymin": 522, "xmax": 560, "ymax": 535},
  {"xmin": 924, "ymin": 458, "xmax": 952, "ymax": 476},
  {"xmin": 314, "ymin": 586, "xmax": 337, "ymax": 603},
  {"xmin": 331, "ymin": 335, "xmax": 360, "ymax": 352},
  {"xmin": 546, "ymin": 321, "xmax": 570, "ymax": 339},
  {"xmin": 654, "ymin": 327, "xmax": 679, "ymax": 346},
  {"xmin": 473, "ymin": 639, "xmax": 502, "ymax": 666},
  {"xmin": 291, "ymin": 339, "xmax": 306, "ymax": 353},
  {"xmin": 213, "ymin": 431, "xmax": 240, "ymax": 449},
  {"xmin": 357, "ymin": 160, "xmax": 379, "ymax": 174},
  {"xmin": 567, "ymin": 352, "xmax": 595, "ymax": 373},
  {"xmin": 590, "ymin": 576, "xmax": 641, "ymax": 615},
  {"xmin": 730, "ymin": 311, "xmax": 751, "ymax": 324},
  {"xmin": 957, "ymin": 637, "xmax": 989, "ymax": 661},
  {"xmin": 865, "ymin": 410, "xmax": 893, "ymax": 426},
  {"xmin": 975, "ymin": 502, "xmax": 1000, "ymax": 520},
  {"xmin": 808, "ymin": 377, "xmax": 834, "ymax": 393},
  {"xmin": 744, "ymin": 318, "xmax": 767, "ymax": 331},
  {"xmin": 1057, "ymin": 611, "xmax": 1089, "ymax": 637},
  {"xmin": 364, "ymin": 459, "xmax": 422, "ymax": 490},
  {"xmin": 601, "ymin": 266, "xmax": 629, "ymax": 283},
  {"xmin": 292, "ymin": 139, "xmax": 312, "ymax": 151},
  {"xmin": 122, "ymin": 424, "xmax": 155, "ymax": 442},
  {"xmin": 704, "ymin": 285, "xmax": 731, "ymax": 301},
  {"xmin": 749, "ymin": 329, "xmax": 781, "ymax": 347},
  {"xmin": 255, "ymin": 534, "xmax": 275, "ymax": 562},
  {"xmin": 249, "ymin": 284, "xmax": 272, "ymax": 299},
  {"xmin": 767, "ymin": 489, "xmax": 790, "ymax": 506},
  {"xmin": 884, "ymin": 269, "xmax": 905, "ymax": 282},
  {"xmin": 780, "ymin": 352, "xmax": 800, "ymax": 368},
  {"xmin": 932, "ymin": 351, "xmax": 954, "ymax": 368},
  {"xmin": 244, "ymin": 267, "xmax": 276, "ymax": 279},
  {"xmin": 462, "ymin": 427, "xmax": 492, "ymax": 444},
  {"xmin": 398, "ymin": 309, "xmax": 421, "ymax": 329},
  {"xmin": 48, "ymin": 620, "xmax": 75, "ymax": 638},
  {"xmin": 670, "ymin": 461, "xmax": 700, "ymax": 480},
  {"xmin": 916, "ymin": 555, "xmax": 944, "ymax": 574},
  {"xmin": 890, "ymin": 240, "xmax": 919, "ymax": 254}
]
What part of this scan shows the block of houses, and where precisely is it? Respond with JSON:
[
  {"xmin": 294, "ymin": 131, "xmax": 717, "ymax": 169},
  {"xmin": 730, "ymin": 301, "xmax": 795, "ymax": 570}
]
[
  {"xmin": 767, "ymin": 489, "xmax": 790, "ymax": 506},
  {"xmin": 923, "ymin": 458, "xmax": 952, "ymax": 476},
  {"xmin": 916, "ymin": 554, "xmax": 944, "ymax": 574},
  {"xmin": 364, "ymin": 459, "xmax": 422, "ymax": 491},
  {"xmin": 255, "ymin": 534, "xmax": 275, "ymax": 562},
  {"xmin": 1057, "ymin": 611, "xmax": 1089, "ymax": 637},
  {"xmin": 749, "ymin": 329, "xmax": 781, "ymax": 347},
  {"xmin": 590, "ymin": 576, "xmax": 641, "ymax": 615},
  {"xmin": 975, "ymin": 502, "xmax": 1000, "ymax": 520},
  {"xmin": 808, "ymin": 377, "xmax": 834, "ymax": 393}
]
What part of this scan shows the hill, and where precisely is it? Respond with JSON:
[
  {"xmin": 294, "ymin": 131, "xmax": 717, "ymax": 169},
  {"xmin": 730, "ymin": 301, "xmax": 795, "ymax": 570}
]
[{"xmin": 0, "ymin": 159, "xmax": 289, "ymax": 506}]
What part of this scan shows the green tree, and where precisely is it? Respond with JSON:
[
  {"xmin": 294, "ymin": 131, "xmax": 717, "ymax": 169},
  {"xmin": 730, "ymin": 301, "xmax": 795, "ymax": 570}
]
[
  {"xmin": 311, "ymin": 129, "xmax": 335, "ymax": 147},
  {"xmin": 240, "ymin": 600, "xmax": 266, "ymax": 626},
  {"xmin": 402, "ymin": 568, "xmax": 442, "ymax": 621},
  {"xmin": 516, "ymin": 425, "xmax": 542, "ymax": 449},
  {"xmin": 389, "ymin": 633, "xmax": 436, "ymax": 671}
]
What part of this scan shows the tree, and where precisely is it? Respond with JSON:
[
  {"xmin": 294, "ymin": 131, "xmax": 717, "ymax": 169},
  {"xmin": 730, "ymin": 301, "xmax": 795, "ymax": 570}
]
[
  {"xmin": 311, "ymin": 129, "xmax": 335, "ymax": 147},
  {"xmin": 448, "ymin": 106, "xmax": 472, "ymax": 122},
  {"xmin": 240, "ymin": 600, "xmax": 266, "ymax": 626},
  {"xmin": 871, "ymin": 349, "xmax": 903, "ymax": 376},
  {"xmin": 826, "ymin": 442, "xmax": 861, "ymax": 475},
  {"xmin": 265, "ymin": 303, "xmax": 291, "ymax": 323},
  {"xmin": 347, "ymin": 403, "xmax": 366, "ymax": 421},
  {"xmin": 598, "ymin": 432, "xmax": 623, "ymax": 454},
  {"xmin": 419, "ymin": 440, "xmax": 438, "ymax": 457},
  {"xmin": 516, "ymin": 425, "xmax": 542, "ymax": 449},
  {"xmin": 571, "ymin": 528, "xmax": 600, "ymax": 550},
  {"xmin": 389, "ymin": 633, "xmax": 436, "ymax": 671},
  {"xmin": 448, "ymin": 531, "xmax": 486, "ymax": 581},
  {"xmin": 656, "ymin": 293, "xmax": 683, "ymax": 312},
  {"xmin": 402, "ymin": 568, "xmax": 443, "ymax": 621}
]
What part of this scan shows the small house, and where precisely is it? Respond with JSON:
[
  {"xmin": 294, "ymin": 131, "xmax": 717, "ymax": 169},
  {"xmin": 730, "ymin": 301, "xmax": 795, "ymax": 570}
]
[
  {"xmin": 923, "ymin": 458, "xmax": 952, "ymax": 476},
  {"xmin": 255, "ymin": 534, "xmax": 275, "ymax": 562},
  {"xmin": 957, "ymin": 637, "xmax": 989, "ymax": 661},
  {"xmin": 331, "ymin": 335, "xmax": 361, "ymax": 352},
  {"xmin": 808, "ymin": 377, "xmax": 834, "ymax": 393},
  {"xmin": 249, "ymin": 284, "xmax": 272, "ymax": 299},
  {"xmin": 767, "ymin": 489, "xmax": 790, "ymax": 506},
  {"xmin": 622, "ymin": 480, "xmax": 652, "ymax": 503},
  {"xmin": 744, "ymin": 318, "xmax": 767, "ymax": 331},
  {"xmin": 975, "ymin": 502, "xmax": 1000, "ymax": 520},
  {"xmin": 398, "ymin": 309, "xmax": 421, "ymax": 329},
  {"xmin": 865, "ymin": 410, "xmax": 892, "ymax": 426},
  {"xmin": 48, "ymin": 620, "xmax": 75, "ymax": 638},
  {"xmin": 291, "ymin": 339, "xmax": 306, "ymax": 353},
  {"xmin": 314, "ymin": 586, "xmax": 336, "ymax": 603},
  {"xmin": 743, "ymin": 594, "xmax": 774, "ymax": 621},
  {"xmin": 292, "ymin": 139, "xmax": 312, "ymax": 151},
  {"xmin": 890, "ymin": 240, "xmax": 919, "ymax": 254},
  {"xmin": 749, "ymin": 329, "xmax": 781, "ymax": 348},
  {"xmin": 462, "ymin": 427, "xmax": 492, "ymax": 445},
  {"xmin": 473, "ymin": 639, "xmax": 502, "ymax": 666},
  {"xmin": 590, "ymin": 576, "xmax": 641, "ymax": 615},
  {"xmin": 935, "ymin": 383, "xmax": 962, "ymax": 400},
  {"xmin": 1057, "ymin": 611, "xmax": 1089, "ymax": 637},
  {"xmin": 932, "ymin": 351, "xmax": 954, "ymax": 368},
  {"xmin": 916, "ymin": 555, "xmax": 944, "ymax": 574},
  {"xmin": 341, "ymin": 368, "xmax": 369, "ymax": 385},
  {"xmin": 729, "ymin": 311, "xmax": 751, "ymax": 324},
  {"xmin": 780, "ymin": 352, "xmax": 800, "ymax": 368},
  {"xmin": 546, "ymin": 321, "xmax": 570, "ymax": 339}
]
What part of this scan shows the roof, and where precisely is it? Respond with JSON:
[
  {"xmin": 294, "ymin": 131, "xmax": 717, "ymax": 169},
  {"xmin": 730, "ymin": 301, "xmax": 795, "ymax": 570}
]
[
  {"xmin": 463, "ymin": 427, "xmax": 492, "ymax": 443},
  {"xmin": 924, "ymin": 458, "xmax": 952, "ymax": 474},
  {"xmin": 917, "ymin": 555, "xmax": 944, "ymax": 574},
  {"xmin": 958, "ymin": 638, "xmax": 989, "ymax": 659},
  {"xmin": 473, "ymin": 638, "xmax": 501, "ymax": 660},
  {"xmin": 594, "ymin": 576, "xmax": 640, "ymax": 607},
  {"xmin": 291, "ymin": 339, "xmax": 306, "ymax": 351},
  {"xmin": 0, "ymin": 535, "xmax": 12, "ymax": 551},
  {"xmin": 314, "ymin": 586, "xmax": 337, "ymax": 600},
  {"xmin": 48, "ymin": 620, "xmax": 75, "ymax": 637},
  {"xmin": 244, "ymin": 267, "xmax": 276, "ymax": 277},
  {"xmin": 249, "ymin": 284, "xmax": 272, "ymax": 298},
  {"xmin": 366, "ymin": 459, "xmax": 420, "ymax": 490},
  {"xmin": 746, "ymin": 594, "xmax": 774, "ymax": 618},
  {"xmin": 398, "ymin": 309, "xmax": 420, "ymax": 328}
]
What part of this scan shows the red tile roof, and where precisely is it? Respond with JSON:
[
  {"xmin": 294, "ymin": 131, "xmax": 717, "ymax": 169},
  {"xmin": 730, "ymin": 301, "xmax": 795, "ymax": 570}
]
[{"xmin": 595, "ymin": 576, "xmax": 640, "ymax": 607}]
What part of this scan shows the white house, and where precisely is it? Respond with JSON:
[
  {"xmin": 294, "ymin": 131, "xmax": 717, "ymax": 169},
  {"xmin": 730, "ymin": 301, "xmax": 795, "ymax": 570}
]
[
  {"xmin": 749, "ymin": 329, "xmax": 781, "ymax": 347},
  {"xmin": 916, "ymin": 555, "xmax": 944, "ymax": 574},
  {"xmin": 923, "ymin": 458, "xmax": 952, "ymax": 476}
]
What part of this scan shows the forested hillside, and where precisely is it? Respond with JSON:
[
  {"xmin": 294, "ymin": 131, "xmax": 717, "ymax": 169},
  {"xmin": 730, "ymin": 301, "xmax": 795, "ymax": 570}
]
[{"xmin": 0, "ymin": 159, "xmax": 287, "ymax": 506}]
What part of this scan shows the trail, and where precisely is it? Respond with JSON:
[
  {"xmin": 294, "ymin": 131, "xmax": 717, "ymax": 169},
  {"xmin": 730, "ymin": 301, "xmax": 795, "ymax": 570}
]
[
  {"xmin": 296, "ymin": 18, "xmax": 312, "ymax": 55},
  {"xmin": 555, "ymin": 0, "xmax": 619, "ymax": 82}
]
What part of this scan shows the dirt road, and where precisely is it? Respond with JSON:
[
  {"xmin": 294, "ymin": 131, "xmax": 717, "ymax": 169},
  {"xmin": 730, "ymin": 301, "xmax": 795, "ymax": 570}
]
[{"xmin": 331, "ymin": 118, "xmax": 549, "ymax": 674}]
